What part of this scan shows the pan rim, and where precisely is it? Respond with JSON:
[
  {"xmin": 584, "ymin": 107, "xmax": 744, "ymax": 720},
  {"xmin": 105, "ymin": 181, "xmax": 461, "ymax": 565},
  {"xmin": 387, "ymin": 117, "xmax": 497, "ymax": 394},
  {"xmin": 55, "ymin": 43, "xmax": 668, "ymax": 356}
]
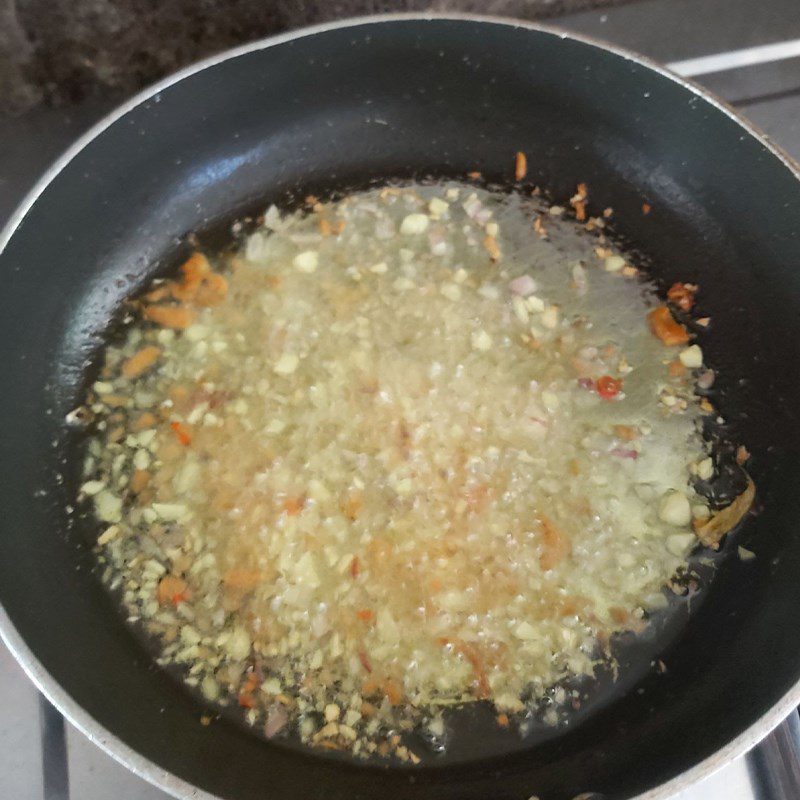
[{"xmin": 1, "ymin": 12, "xmax": 799, "ymax": 800}]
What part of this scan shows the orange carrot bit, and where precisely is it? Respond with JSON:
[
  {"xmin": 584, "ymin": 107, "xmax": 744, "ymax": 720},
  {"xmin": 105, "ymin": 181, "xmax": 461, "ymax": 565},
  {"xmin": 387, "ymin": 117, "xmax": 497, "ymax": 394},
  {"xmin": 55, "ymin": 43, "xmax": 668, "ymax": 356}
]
[
  {"xmin": 358, "ymin": 378, "xmax": 380, "ymax": 394},
  {"xmin": 514, "ymin": 151, "xmax": 528, "ymax": 182},
  {"xmin": 168, "ymin": 384, "xmax": 190, "ymax": 405},
  {"xmin": 319, "ymin": 217, "xmax": 332, "ymax": 237},
  {"xmin": 156, "ymin": 575, "xmax": 188, "ymax": 605},
  {"xmin": 647, "ymin": 306, "xmax": 690, "ymax": 346},
  {"xmin": 358, "ymin": 649, "xmax": 373, "ymax": 673},
  {"xmin": 223, "ymin": 568, "xmax": 262, "ymax": 591},
  {"xmin": 601, "ymin": 343, "xmax": 617, "ymax": 359},
  {"xmin": 642, "ymin": 202, "xmax": 652, "ymax": 215},
  {"xmin": 666, "ymin": 281, "xmax": 698, "ymax": 312},
  {"xmin": 465, "ymin": 482, "xmax": 491, "ymax": 513},
  {"xmin": 467, "ymin": 170, "xmax": 482, "ymax": 179},
  {"xmin": 242, "ymin": 670, "xmax": 260, "ymax": 694},
  {"xmin": 143, "ymin": 304, "xmax": 195, "ymax": 329},
  {"xmin": 169, "ymin": 253, "xmax": 211, "ymax": 301},
  {"xmin": 282, "ymin": 496, "xmax": 306, "ymax": 516},
  {"xmin": 558, "ymin": 596, "xmax": 583, "ymax": 617},
  {"xmin": 180, "ymin": 252, "xmax": 211, "ymax": 283},
  {"xmin": 170, "ymin": 282, "xmax": 197, "ymax": 303},
  {"xmin": 610, "ymin": 606, "xmax": 630, "ymax": 625},
  {"xmin": 570, "ymin": 182, "xmax": 589, "ymax": 222},
  {"xmin": 497, "ymin": 713, "xmax": 510, "ymax": 728},
  {"xmin": 349, "ymin": 556, "xmax": 361, "ymax": 578},
  {"xmin": 356, "ymin": 609, "xmax": 375, "ymax": 622},
  {"xmin": 129, "ymin": 469, "xmax": 151, "ymax": 494},
  {"xmin": 523, "ymin": 334, "xmax": 542, "ymax": 351},
  {"xmin": 366, "ymin": 537, "xmax": 393, "ymax": 565},
  {"xmin": 362, "ymin": 677, "xmax": 381, "ymax": 697},
  {"xmin": 539, "ymin": 514, "xmax": 571, "ymax": 571},
  {"xmin": 170, "ymin": 420, "xmax": 192, "ymax": 446},
  {"xmin": 376, "ymin": 741, "xmax": 392, "ymax": 757},
  {"xmin": 98, "ymin": 393, "xmax": 128, "ymax": 408},
  {"xmin": 614, "ymin": 425, "xmax": 638, "ymax": 442},
  {"xmin": 143, "ymin": 285, "xmax": 172, "ymax": 303},
  {"xmin": 483, "ymin": 234, "xmax": 501, "ymax": 262},
  {"xmin": 700, "ymin": 398, "xmax": 715, "ymax": 413},
  {"xmin": 132, "ymin": 411, "xmax": 158, "ymax": 431},
  {"xmin": 194, "ymin": 273, "xmax": 229, "ymax": 307},
  {"xmin": 668, "ymin": 359, "xmax": 686, "ymax": 378},
  {"xmin": 440, "ymin": 638, "xmax": 490, "ymax": 700},
  {"xmin": 121, "ymin": 345, "xmax": 161, "ymax": 379},
  {"xmin": 237, "ymin": 673, "xmax": 260, "ymax": 708},
  {"xmin": 341, "ymin": 490, "xmax": 363, "ymax": 521},
  {"xmin": 359, "ymin": 700, "xmax": 379, "ymax": 719},
  {"xmin": 317, "ymin": 740, "xmax": 345, "ymax": 752},
  {"xmin": 383, "ymin": 678, "xmax": 403, "ymax": 706}
]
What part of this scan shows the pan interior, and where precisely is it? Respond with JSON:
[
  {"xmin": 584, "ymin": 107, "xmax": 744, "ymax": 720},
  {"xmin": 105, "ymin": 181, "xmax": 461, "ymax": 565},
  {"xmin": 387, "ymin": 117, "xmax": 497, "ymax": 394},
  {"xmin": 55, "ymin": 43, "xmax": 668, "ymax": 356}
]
[{"xmin": 1, "ymin": 17, "xmax": 800, "ymax": 800}]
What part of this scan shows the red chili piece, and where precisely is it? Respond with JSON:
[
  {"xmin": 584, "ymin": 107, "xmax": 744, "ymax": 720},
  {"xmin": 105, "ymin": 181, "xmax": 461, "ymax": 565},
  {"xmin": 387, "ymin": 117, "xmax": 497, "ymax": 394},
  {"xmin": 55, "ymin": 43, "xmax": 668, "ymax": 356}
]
[{"xmin": 596, "ymin": 375, "xmax": 622, "ymax": 399}]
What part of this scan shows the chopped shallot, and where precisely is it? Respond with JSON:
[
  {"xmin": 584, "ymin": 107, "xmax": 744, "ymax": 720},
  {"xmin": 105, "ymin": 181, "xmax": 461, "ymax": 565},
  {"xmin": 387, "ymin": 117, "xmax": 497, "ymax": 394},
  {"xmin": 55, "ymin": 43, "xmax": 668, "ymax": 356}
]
[{"xmin": 509, "ymin": 275, "xmax": 538, "ymax": 296}]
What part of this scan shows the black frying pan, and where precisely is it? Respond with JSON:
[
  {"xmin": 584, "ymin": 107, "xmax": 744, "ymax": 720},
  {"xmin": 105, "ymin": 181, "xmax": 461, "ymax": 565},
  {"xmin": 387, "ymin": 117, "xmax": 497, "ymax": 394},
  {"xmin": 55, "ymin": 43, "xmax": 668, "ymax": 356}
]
[{"xmin": 2, "ymin": 15, "xmax": 800, "ymax": 800}]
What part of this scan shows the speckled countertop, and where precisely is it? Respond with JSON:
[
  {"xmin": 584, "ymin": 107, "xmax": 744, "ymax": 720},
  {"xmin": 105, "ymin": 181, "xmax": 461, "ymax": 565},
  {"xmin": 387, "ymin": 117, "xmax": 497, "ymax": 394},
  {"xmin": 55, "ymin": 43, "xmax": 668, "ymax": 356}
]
[{"xmin": 1, "ymin": 0, "xmax": 629, "ymax": 114}]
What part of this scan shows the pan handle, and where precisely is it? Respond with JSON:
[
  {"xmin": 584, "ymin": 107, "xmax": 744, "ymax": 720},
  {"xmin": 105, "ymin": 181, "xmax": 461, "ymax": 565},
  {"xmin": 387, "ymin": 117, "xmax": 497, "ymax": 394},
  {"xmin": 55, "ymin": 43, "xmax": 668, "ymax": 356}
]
[{"xmin": 746, "ymin": 711, "xmax": 800, "ymax": 800}]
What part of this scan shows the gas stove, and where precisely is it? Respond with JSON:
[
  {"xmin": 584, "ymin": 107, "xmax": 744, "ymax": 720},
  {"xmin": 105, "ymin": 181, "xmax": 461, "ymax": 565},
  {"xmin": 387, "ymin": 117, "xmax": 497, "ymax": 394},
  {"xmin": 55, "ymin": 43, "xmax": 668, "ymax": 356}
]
[{"xmin": 2, "ymin": 0, "xmax": 800, "ymax": 797}]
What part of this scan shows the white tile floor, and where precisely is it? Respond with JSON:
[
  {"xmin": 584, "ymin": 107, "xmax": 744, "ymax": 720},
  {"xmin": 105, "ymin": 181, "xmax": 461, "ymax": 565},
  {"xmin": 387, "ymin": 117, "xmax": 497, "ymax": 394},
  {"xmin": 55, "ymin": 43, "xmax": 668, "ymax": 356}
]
[
  {"xmin": 66, "ymin": 725, "xmax": 170, "ymax": 800},
  {"xmin": 0, "ymin": 643, "xmax": 43, "ymax": 800},
  {"xmin": 0, "ymin": 637, "xmax": 172, "ymax": 799}
]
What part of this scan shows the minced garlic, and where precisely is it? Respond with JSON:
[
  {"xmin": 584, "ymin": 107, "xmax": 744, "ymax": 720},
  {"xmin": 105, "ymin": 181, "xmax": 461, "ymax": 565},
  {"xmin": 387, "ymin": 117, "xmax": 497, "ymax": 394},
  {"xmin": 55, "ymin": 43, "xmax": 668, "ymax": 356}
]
[{"xmin": 82, "ymin": 182, "xmax": 715, "ymax": 761}]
